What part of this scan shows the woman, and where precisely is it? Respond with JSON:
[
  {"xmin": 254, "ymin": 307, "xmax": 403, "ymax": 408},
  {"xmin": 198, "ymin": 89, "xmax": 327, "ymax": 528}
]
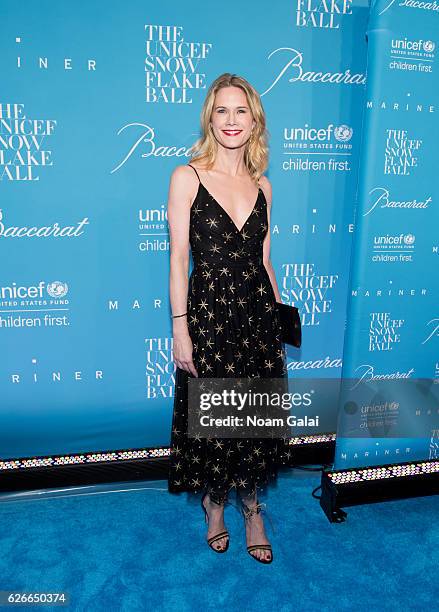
[{"xmin": 167, "ymin": 73, "xmax": 288, "ymax": 564}]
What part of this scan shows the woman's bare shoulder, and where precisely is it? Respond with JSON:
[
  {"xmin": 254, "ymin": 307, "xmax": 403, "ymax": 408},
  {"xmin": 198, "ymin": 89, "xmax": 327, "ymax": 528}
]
[
  {"xmin": 168, "ymin": 164, "xmax": 200, "ymax": 207},
  {"xmin": 170, "ymin": 164, "xmax": 199, "ymax": 189},
  {"xmin": 171, "ymin": 163, "xmax": 195, "ymax": 180}
]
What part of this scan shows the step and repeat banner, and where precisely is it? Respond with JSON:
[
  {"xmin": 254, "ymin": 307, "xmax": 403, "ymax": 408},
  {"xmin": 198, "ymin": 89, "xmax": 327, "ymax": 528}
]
[
  {"xmin": 334, "ymin": 0, "xmax": 439, "ymax": 469},
  {"xmin": 1, "ymin": 1, "xmax": 371, "ymax": 460}
]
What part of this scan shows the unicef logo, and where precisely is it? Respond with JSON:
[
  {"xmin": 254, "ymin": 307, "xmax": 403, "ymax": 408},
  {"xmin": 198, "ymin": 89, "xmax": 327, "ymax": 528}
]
[
  {"xmin": 404, "ymin": 234, "xmax": 415, "ymax": 246},
  {"xmin": 334, "ymin": 125, "xmax": 353, "ymax": 143},
  {"xmin": 47, "ymin": 281, "xmax": 69, "ymax": 298},
  {"xmin": 423, "ymin": 41, "xmax": 435, "ymax": 53}
]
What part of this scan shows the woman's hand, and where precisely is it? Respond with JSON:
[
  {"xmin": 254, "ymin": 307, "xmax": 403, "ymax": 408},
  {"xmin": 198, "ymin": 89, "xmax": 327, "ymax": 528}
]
[{"xmin": 173, "ymin": 330, "xmax": 198, "ymax": 377}]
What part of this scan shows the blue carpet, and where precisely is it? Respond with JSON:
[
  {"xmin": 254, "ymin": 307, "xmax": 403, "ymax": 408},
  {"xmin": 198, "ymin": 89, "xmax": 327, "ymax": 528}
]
[{"xmin": 0, "ymin": 467, "xmax": 438, "ymax": 611}]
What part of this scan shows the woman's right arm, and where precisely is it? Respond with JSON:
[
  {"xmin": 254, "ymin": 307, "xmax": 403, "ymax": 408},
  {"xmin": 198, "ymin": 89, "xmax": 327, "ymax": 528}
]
[{"xmin": 168, "ymin": 165, "xmax": 199, "ymax": 377}]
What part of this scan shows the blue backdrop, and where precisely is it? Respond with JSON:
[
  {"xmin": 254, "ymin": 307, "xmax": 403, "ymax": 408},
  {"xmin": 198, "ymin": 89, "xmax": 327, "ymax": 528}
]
[
  {"xmin": 5, "ymin": 0, "xmax": 431, "ymax": 469},
  {"xmin": 334, "ymin": 0, "xmax": 439, "ymax": 468}
]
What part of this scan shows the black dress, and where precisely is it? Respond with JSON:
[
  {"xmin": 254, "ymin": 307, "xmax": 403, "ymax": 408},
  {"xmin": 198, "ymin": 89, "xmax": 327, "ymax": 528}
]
[{"xmin": 168, "ymin": 164, "xmax": 289, "ymax": 504}]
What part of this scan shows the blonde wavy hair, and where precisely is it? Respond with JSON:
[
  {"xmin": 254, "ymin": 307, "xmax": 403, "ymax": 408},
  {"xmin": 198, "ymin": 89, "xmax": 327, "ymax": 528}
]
[{"xmin": 189, "ymin": 73, "xmax": 269, "ymax": 183}]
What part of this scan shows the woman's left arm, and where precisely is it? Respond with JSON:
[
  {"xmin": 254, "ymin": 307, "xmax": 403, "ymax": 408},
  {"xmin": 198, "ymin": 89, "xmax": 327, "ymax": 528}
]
[{"xmin": 261, "ymin": 176, "xmax": 282, "ymax": 303}]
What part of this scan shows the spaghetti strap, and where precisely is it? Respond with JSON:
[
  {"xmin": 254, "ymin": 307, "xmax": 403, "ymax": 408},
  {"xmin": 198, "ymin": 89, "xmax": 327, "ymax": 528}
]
[{"xmin": 188, "ymin": 163, "xmax": 201, "ymax": 183}]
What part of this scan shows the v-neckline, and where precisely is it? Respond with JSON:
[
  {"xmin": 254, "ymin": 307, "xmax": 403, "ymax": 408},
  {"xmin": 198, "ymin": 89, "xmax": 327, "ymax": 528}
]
[{"xmin": 198, "ymin": 182, "xmax": 261, "ymax": 234}]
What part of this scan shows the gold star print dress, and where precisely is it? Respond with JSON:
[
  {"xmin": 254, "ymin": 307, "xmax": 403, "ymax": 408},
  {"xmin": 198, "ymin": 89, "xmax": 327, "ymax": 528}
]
[{"xmin": 168, "ymin": 163, "xmax": 289, "ymax": 504}]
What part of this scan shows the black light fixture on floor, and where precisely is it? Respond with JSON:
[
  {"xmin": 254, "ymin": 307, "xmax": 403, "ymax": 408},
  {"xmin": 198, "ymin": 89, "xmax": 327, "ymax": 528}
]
[
  {"xmin": 0, "ymin": 448, "xmax": 170, "ymax": 493},
  {"xmin": 0, "ymin": 434, "xmax": 337, "ymax": 494},
  {"xmin": 320, "ymin": 459, "xmax": 439, "ymax": 523},
  {"xmin": 284, "ymin": 433, "xmax": 335, "ymax": 465}
]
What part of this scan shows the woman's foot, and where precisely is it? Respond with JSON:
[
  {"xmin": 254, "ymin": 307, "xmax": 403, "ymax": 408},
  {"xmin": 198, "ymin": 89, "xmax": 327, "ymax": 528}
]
[
  {"xmin": 242, "ymin": 501, "xmax": 272, "ymax": 563},
  {"xmin": 202, "ymin": 493, "xmax": 229, "ymax": 552}
]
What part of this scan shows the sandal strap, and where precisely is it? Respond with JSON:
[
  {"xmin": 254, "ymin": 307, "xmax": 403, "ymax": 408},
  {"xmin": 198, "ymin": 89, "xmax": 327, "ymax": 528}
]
[
  {"xmin": 241, "ymin": 501, "xmax": 276, "ymax": 534},
  {"xmin": 207, "ymin": 531, "xmax": 229, "ymax": 545},
  {"xmin": 247, "ymin": 544, "xmax": 272, "ymax": 552},
  {"xmin": 241, "ymin": 502, "xmax": 266, "ymax": 519}
]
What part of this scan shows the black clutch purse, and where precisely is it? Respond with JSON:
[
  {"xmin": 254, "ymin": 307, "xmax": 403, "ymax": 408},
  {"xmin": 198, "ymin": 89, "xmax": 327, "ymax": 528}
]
[{"xmin": 275, "ymin": 302, "xmax": 302, "ymax": 348}]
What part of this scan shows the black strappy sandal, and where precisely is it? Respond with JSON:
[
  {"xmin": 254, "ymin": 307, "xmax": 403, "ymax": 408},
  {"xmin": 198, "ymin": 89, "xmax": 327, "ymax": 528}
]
[
  {"xmin": 201, "ymin": 492, "xmax": 230, "ymax": 553},
  {"xmin": 241, "ymin": 501, "xmax": 273, "ymax": 564}
]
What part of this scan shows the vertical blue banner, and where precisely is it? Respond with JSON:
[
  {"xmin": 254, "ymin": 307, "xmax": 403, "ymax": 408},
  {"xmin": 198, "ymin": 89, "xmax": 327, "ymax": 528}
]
[{"xmin": 335, "ymin": 0, "xmax": 439, "ymax": 468}]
